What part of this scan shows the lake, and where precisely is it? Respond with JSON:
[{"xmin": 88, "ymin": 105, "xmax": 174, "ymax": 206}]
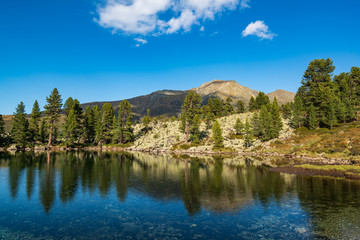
[{"xmin": 0, "ymin": 151, "xmax": 359, "ymax": 239}]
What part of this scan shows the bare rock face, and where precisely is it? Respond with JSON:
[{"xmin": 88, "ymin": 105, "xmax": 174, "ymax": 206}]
[
  {"xmin": 193, "ymin": 80, "xmax": 259, "ymax": 103},
  {"xmin": 267, "ymin": 89, "xmax": 296, "ymax": 105}
]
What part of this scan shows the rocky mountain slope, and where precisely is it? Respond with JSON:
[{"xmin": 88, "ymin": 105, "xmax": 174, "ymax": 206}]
[{"xmin": 82, "ymin": 80, "xmax": 295, "ymax": 118}]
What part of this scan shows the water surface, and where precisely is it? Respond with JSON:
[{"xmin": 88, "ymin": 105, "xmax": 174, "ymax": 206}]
[{"xmin": 0, "ymin": 151, "xmax": 360, "ymax": 239}]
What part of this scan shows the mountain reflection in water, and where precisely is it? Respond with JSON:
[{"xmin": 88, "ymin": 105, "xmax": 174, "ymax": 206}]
[{"xmin": 0, "ymin": 151, "xmax": 360, "ymax": 239}]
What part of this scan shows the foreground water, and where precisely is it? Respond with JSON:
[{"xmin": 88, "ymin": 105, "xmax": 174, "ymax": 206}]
[{"xmin": 0, "ymin": 152, "xmax": 360, "ymax": 239}]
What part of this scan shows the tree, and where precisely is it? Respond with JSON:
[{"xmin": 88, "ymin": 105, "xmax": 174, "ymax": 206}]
[
  {"xmin": 234, "ymin": 118, "xmax": 244, "ymax": 135},
  {"xmin": 258, "ymin": 105, "xmax": 274, "ymax": 141},
  {"xmin": 270, "ymin": 98, "xmax": 283, "ymax": 138},
  {"xmin": 0, "ymin": 114, "xmax": 5, "ymax": 146},
  {"xmin": 236, "ymin": 100, "xmax": 245, "ymax": 113},
  {"xmin": 251, "ymin": 112, "xmax": 261, "ymax": 137},
  {"xmin": 212, "ymin": 120, "xmax": 223, "ymax": 148},
  {"xmin": 243, "ymin": 118, "xmax": 253, "ymax": 148},
  {"xmin": 117, "ymin": 100, "xmax": 132, "ymax": 143},
  {"xmin": 255, "ymin": 92, "xmax": 270, "ymax": 110},
  {"xmin": 281, "ymin": 102, "xmax": 292, "ymax": 119},
  {"xmin": 205, "ymin": 110, "xmax": 215, "ymax": 130},
  {"xmin": 307, "ymin": 103, "xmax": 318, "ymax": 130},
  {"xmin": 93, "ymin": 105, "xmax": 104, "ymax": 145},
  {"xmin": 224, "ymin": 97, "xmax": 234, "ymax": 115},
  {"xmin": 83, "ymin": 106, "xmax": 95, "ymax": 144},
  {"xmin": 11, "ymin": 102, "xmax": 30, "ymax": 146},
  {"xmin": 63, "ymin": 99, "xmax": 83, "ymax": 146},
  {"xmin": 327, "ymin": 102, "xmax": 337, "ymax": 130},
  {"xmin": 39, "ymin": 119, "xmax": 47, "ymax": 143},
  {"xmin": 124, "ymin": 115, "xmax": 134, "ymax": 143},
  {"xmin": 29, "ymin": 100, "xmax": 41, "ymax": 142},
  {"xmin": 63, "ymin": 97, "xmax": 74, "ymax": 116},
  {"xmin": 44, "ymin": 88, "xmax": 63, "ymax": 146},
  {"xmin": 292, "ymin": 96, "xmax": 305, "ymax": 128},
  {"xmin": 249, "ymin": 96, "xmax": 257, "ymax": 111},
  {"xmin": 101, "ymin": 103, "xmax": 114, "ymax": 144},
  {"xmin": 143, "ymin": 109, "xmax": 151, "ymax": 132},
  {"xmin": 180, "ymin": 91, "xmax": 202, "ymax": 143}
]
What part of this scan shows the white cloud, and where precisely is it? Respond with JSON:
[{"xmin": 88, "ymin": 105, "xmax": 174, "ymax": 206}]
[
  {"xmin": 242, "ymin": 20, "xmax": 276, "ymax": 40},
  {"xmin": 134, "ymin": 37, "xmax": 148, "ymax": 46},
  {"xmin": 96, "ymin": 0, "xmax": 250, "ymax": 35},
  {"xmin": 200, "ymin": 26, "xmax": 205, "ymax": 31}
]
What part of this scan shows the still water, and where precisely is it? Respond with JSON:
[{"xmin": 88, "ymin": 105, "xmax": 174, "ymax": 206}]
[{"xmin": 0, "ymin": 151, "xmax": 359, "ymax": 239}]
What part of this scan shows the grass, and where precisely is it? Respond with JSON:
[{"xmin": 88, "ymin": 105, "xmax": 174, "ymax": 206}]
[
  {"xmin": 266, "ymin": 121, "xmax": 360, "ymax": 160},
  {"xmin": 296, "ymin": 164, "xmax": 360, "ymax": 173}
]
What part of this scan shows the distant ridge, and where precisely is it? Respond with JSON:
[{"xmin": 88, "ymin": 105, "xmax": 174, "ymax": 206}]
[{"xmin": 81, "ymin": 80, "xmax": 296, "ymax": 118}]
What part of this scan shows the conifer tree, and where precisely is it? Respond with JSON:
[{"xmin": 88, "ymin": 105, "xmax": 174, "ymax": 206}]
[
  {"xmin": 83, "ymin": 106, "xmax": 95, "ymax": 144},
  {"xmin": 44, "ymin": 88, "xmax": 63, "ymax": 146},
  {"xmin": 63, "ymin": 99, "xmax": 83, "ymax": 146},
  {"xmin": 117, "ymin": 100, "xmax": 132, "ymax": 143},
  {"xmin": 236, "ymin": 100, "xmax": 245, "ymax": 113},
  {"xmin": 180, "ymin": 91, "xmax": 202, "ymax": 143},
  {"xmin": 124, "ymin": 115, "xmax": 134, "ymax": 143},
  {"xmin": 336, "ymin": 99, "xmax": 347, "ymax": 124},
  {"xmin": 205, "ymin": 110, "xmax": 215, "ymax": 130},
  {"xmin": 327, "ymin": 102, "xmax": 337, "ymax": 130},
  {"xmin": 249, "ymin": 96, "xmax": 257, "ymax": 111},
  {"xmin": 63, "ymin": 97, "xmax": 74, "ymax": 116},
  {"xmin": 39, "ymin": 119, "xmax": 47, "ymax": 144},
  {"xmin": 224, "ymin": 97, "xmax": 234, "ymax": 115},
  {"xmin": 11, "ymin": 102, "xmax": 30, "ymax": 146},
  {"xmin": 307, "ymin": 103, "xmax": 318, "ymax": 130},
  {"xmin": 0, "ymin": 114, "xmax": 5, "ymax": 146},
  {"xmin": 292, "ymin": 96, "xmax": 305, "ymax": 128},
  {"xmin": 259, "ymin": 105, "xmax": 274, "ymax": 141},
  {"xmin": 93, "ymin": 105, "xmax": 104, "ymax": 145},
  {"xmin": 270, "ymin": 98, "xmax": 283, "ymax": 138},
  {"xmin": 281, "ymin": 102, "xmax": 292, "ymax": 119},
  {"xmin": 243, "ymin": 118, "xmax": 253, "ymax": 148},
  {"xmin": 101, "ymin": 103, "xmax": 114, "ymax": 144},
  {"xmin": 143, "ymin": 109, "xmax": 151, "ymax": 132},
  {"xmin": 251, "ymin": 112, "xmax": 261, "ymax": 137},
  {"xmin": 255, "ymin": 92, "xmax": 270, "ymax": 110},
  {"xmin": 212, "ymin": 120, "xmax": 223, "ymax": 148},
  {"xmin": 29, "ymin": 100, "xmax": 41, "ymax": 142},
  {"xmin": 234, "ymin": 118, "xmax": 244, "ymax": 135}
]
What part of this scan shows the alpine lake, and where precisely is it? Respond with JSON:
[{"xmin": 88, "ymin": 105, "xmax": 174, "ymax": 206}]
[{"xmin": 0, "ymin": 151, "xmax": 359, "ymax": 240}]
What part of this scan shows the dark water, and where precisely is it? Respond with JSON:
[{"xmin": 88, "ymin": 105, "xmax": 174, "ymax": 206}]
[{"xmin": 0, "ymin": 152, "xmax": 360, "ymax": 240}]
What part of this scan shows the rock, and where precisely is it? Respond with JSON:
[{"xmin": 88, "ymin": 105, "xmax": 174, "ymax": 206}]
[
  {"xmin": 0, "ymin": 147, "xmax": 5, "ymax": 152},
  {"xmin": 7, "ymin": 144, "xmax": 17, "ymax": 151},
  {"xmin": 25, "ymin": 147, "xmax": 32, "ymax": 151},
  {"xmin": 34, "ymin": 146, "xmax": 47, "ymax": 151}
]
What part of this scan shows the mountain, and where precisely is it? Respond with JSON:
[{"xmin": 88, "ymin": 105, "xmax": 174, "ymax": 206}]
[{"xmin": 81, "ymin": 80, "xmax": 295, "ymax": 118}]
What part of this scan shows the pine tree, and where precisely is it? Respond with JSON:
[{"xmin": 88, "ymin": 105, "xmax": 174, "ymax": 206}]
[
  {"xmin": 63, "ymin": 99, "xmax": 83, "ymax": 146},
  {"xmin": 83, "ymin": 106, "xmax": 95, "ymax": 144},
  {"xmin": 11, "ymin": 102, "xmax": 30, "ymax": 146},
  {"xmin": 44, "ymin": 88, "xmax": 63, "ymax": 146},
  {"xmin": 224, "ymin": 97, "xmax": 234, "ymax": 115},
  {"xmin": 270, "ymin": 98, "xmax": 283, "ymax": 138},
  {"xmin": 212, "ymin": 120, "xmax": 223, "ymax": 148},
  {"xmin": 255, "ymin": 92, "xmax": 270, "ymax": 110},
  {"xmin": 281, "ymin": 102, "xmax": 292, "ymax": 119},
  {"xmin": 234, "ymin": 118, "xmax": 244, "ymax": 135},
  {"xmin": 124, "ymin": 115, "xmax": 134, "ymax": 143},
  {"xmin": 29, "ymin": 100, "xmax": 41, "ymax": 142},
  {"xmin": 307, "ymin": 103, "xmax": 318, "ymax": 130},
  {"xmin": 249, "ymin": 96, "xmax": 256, "ymax": 111},
  {"xmin": 180, "ymin": 91, "xmax": 202, "ymax": 143},
  {"xmin": 63, "ymin": 97, "xmax": 74, "ymax": 116},
  {"xmin": 251, "ymin": 112, "xmax": 261, "ymax": 137},
  {"xmin": 292, "ymin": 96, "xmax": 305, "ymax": 128},
  {"xmin": 101, "ymin": 103, "xmax": 114, "ymax": 144},
  {"xmin": 143, "ymin": 109, "xmax": 151, "ymax": 132},
  {"xmin": 93, "ymin": 105, "xmax": 104, "ymax": 145},
  {"xmin": 327, "ymin": 102, "xmax": 337, "ymax": 130},
  {"xmin": 117, "ymin": 100, "xmax": 132, "ymax": 143},
  {"xmin": 0, "ymin": 114, "xmax": 5, "ymax": 146},
  {"xmin": 243, "ymin": 118, "xmax": 253, "ymax": 148},
  {"xmin": 39, "ymin": 119, "xmax": 47, "ymax": 144},
  {"xmin": 336, "ymin": 99, "xmax": 347, "ymax": 124},
  {"xmin": 259, "ymin": 105, "xmax": 274, "ymax": 141},
  {"xmin": 205, "ymin": 110, "xmax": 215, "ymax": 130},
  {"xmin": 236, "ymin": 100, "xmax": 245, "ymax": 113}
]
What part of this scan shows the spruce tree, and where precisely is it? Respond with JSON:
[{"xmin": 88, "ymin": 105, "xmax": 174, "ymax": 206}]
[
  {"xmin": 212, "ymin": 120, "xmax": 223, "ymax": 148},
  {"xmin": 243, "ymin": 118, "xmax": 253, "ymax": 148},
  {"xmin": 11, "ymin": 102, "xmax": 30, "ymax": 146},
  {"xmin": 236, "ymin": 100, "xmax": 245, "ymax": 113},
  {"xmin": 180, "ymin": 91, "xmax": 202, "ymax": 143},
  {"xmin": 307, "ymin": 103, "xmax": 318, "ymax": 130},
  {"xmin": 234, "ymin": 118, "xmax": 244, "ymax": 135},
  {"xmin": 44, "ymin": 88, "xmax": 63, "ymax": 146}
]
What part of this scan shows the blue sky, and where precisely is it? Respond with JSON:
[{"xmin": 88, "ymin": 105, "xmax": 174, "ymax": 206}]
[{"xmin": 0, "ymin": 0, "xmax": 359, "ymax": 114}]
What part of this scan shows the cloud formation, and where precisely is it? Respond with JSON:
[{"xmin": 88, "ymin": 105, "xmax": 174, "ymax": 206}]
[
  {"xmin": 242, "ymin": 20, "xmax": 276, "ymax": 40},
  {"xmin": 97, "ymin": 0, "xmax": 251, "ymax": 35},
  {"xmin": 134, "ymin": 37, "xmax": 148, "ymax": 47}
]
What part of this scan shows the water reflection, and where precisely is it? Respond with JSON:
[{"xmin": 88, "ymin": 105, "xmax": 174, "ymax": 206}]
[{"xmin": 1, "ymin": 151, "xmax": 360, "ymax": 239}]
